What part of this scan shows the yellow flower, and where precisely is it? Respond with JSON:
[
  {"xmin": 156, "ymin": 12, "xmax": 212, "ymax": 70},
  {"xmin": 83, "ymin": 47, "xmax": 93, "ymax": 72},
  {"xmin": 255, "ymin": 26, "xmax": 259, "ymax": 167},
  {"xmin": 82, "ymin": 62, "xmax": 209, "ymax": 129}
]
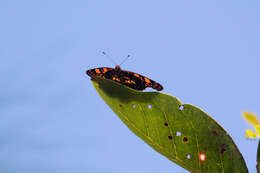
[{"xmin": 243, "ymin": 111, "xmax": 260, "ymax": 138}]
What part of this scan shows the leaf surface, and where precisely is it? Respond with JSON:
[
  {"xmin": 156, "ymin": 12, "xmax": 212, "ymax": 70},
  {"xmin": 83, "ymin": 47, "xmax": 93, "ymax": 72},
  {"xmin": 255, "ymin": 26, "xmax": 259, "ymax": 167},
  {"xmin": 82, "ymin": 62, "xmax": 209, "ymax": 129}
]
[{"xmin": 91, "ymin": 77, "xmax": 248, "ymax": 173}]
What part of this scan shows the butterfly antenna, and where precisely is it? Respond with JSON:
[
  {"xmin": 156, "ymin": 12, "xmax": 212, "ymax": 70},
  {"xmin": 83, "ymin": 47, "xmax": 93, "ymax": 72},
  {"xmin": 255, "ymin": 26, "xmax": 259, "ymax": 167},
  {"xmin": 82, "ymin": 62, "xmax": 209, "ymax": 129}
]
[
  {"xmin": 119, "ymin": 54, "xmax": 130, "ymax": 66},
  {"xmin": 102, "ymin": 51, "xmax": 117, "ymax": 65}
]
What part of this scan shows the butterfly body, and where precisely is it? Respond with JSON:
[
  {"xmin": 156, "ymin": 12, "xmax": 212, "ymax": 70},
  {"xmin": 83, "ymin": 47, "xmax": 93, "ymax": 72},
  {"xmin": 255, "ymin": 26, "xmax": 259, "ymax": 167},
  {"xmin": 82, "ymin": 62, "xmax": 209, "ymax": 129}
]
[{"xmin": 86, "ymin": 65, "xmax": 163, "ymax": 91}]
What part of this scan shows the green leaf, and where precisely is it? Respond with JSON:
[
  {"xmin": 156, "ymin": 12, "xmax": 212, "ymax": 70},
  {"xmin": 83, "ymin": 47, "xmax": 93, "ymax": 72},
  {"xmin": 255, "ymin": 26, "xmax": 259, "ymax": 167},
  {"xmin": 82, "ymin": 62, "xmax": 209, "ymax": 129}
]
[{"xmin": 91, "ymin": 77, "xmax": 248, "ymax": 173}]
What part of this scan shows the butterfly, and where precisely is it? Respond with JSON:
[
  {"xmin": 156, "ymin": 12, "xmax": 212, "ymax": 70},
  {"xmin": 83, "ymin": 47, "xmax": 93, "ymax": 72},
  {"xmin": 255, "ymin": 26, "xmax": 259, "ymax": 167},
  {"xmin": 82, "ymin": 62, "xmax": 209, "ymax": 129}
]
[{"xmin": 86, "ymin": 65, "xmax": 163, "ymax": 91}]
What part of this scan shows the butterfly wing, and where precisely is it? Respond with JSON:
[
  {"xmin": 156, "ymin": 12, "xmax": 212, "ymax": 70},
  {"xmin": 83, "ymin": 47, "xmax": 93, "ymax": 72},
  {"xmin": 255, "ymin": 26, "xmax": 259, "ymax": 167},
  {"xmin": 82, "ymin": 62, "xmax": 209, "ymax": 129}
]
[
  {"xmin": 86, "ymin": 67, "xmax": 114, "ymax": 79},
  {"xmin": 86, "ymin": 66, "xmax": 163, "ymax": 91},
  {"xmin": 120, "ymin": 70, "xmax": 163, "ymax": 91}
]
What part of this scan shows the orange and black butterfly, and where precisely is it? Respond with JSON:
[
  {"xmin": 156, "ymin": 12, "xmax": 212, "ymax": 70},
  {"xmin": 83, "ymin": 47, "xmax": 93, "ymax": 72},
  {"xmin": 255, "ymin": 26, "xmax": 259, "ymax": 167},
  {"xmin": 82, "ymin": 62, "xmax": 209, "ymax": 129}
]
[{"xmin": 86, "ymin": 65, "xmax": 163, "ymax": 91}]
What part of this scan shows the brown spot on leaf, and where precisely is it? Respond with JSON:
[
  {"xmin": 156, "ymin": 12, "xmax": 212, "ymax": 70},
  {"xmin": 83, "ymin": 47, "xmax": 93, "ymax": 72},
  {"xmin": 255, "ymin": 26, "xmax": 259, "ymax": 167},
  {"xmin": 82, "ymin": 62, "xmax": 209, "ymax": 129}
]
[
  {"xmin": 168, "ymin": 136, "xmax": 173, "ymax": 140},
  {"xmin": 220, "ymin": 144, "xmax": 228, "ymax": 154},
  {"xmin": 212, "ymin": 130, "xmax": 218, "ymax": 136},
  {"xmin": 119, "ymin": 104, "xmax": 123, "ymax": 107},
  {"xmin": 183, "ymin": 137, "xmax": 188, "ymax": 142},
  {"xmin": 164, "ymin": 122, "xmax": 168, "ymax": 126}
]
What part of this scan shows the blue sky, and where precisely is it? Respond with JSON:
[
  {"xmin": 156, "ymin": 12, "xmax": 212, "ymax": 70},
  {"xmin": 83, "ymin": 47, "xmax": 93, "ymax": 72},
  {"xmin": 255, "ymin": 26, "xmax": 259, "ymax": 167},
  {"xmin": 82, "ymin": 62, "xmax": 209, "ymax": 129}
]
[{"xmin": 0, "ymin": 0, "xmax": 259, "ymax": 172}]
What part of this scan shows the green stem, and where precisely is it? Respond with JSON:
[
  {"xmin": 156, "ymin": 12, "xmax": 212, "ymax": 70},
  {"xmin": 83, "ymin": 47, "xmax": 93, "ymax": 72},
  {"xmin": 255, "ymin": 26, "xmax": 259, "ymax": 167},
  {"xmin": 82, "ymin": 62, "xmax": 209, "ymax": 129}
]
[{"xmin": 257, "ymin": 140, "xmax": 260, "ymax": 173}]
